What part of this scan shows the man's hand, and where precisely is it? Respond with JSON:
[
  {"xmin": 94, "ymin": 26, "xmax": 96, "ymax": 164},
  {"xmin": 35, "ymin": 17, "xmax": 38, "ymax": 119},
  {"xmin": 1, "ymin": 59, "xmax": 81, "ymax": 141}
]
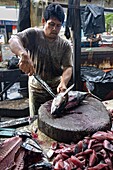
[
  {"xmin": 19, "ymin": 52, "xmax": 35, "ymax": 76},
  {"xmin": 57, "ymin": 82, "xmax": 67, "ymax": 93},
  {"xmin": 57, "ymin": 67, "xmax": 72, "ymax": 93},
  {"xmin": 9, "ymin": 35, "xmax": 35, "ymax": 76}
]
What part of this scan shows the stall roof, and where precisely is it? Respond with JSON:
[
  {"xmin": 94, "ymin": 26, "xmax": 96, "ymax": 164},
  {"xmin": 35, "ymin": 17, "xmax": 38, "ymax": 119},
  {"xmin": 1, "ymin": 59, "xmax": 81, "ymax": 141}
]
[{"xmin": 0, "ymin": 6, "xmax": 19, "ymax": 21}]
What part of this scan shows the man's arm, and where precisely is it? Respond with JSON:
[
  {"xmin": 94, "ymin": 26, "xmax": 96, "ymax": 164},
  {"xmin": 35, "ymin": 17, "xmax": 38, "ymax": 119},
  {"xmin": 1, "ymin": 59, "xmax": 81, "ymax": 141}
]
[
  {"xmin": 9, "ymin": 36, "xmax": 35, "ymax": 76},
  {"xmin": 57, "ymin": 66, "xmax": 72, "ymax": 93}
]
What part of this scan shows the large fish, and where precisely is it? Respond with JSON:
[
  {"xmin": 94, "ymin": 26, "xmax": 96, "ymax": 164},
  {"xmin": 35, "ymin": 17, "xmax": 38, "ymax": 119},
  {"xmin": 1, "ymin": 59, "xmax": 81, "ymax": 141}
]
[
  {"xmin": 51, "ymin": 84, "xmax": 74, "ymax": 116},
  {"xmin": 51, "ymin": 87, "xmax": 99, "ymax": 116}
]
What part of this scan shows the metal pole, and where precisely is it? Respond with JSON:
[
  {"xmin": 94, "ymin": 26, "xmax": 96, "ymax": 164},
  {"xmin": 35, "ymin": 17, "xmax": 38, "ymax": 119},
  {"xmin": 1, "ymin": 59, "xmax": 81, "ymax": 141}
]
[{"xmin": 73, "ymin": 0, "xmax": 81, "ymax": 90}]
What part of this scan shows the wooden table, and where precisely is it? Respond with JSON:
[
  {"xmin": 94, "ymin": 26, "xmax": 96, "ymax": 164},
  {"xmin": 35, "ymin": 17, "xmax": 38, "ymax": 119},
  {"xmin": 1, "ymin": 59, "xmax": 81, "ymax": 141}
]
[{"xmin": 81, "ymin": 47, "xmax": 113, "ymax": 70}]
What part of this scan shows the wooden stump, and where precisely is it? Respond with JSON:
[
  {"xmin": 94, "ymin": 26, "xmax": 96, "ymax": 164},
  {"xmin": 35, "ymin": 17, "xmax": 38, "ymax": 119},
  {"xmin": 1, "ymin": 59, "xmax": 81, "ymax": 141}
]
[{"xmin": 38, "ymin": 97, "xmax": 112, "ymax": 143}]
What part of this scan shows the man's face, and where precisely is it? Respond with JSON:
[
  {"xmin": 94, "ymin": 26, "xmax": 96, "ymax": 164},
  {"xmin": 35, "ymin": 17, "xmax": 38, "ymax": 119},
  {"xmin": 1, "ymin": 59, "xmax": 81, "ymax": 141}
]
[{"xmin": 44, "ymin": 17, "xmax": 62, "ymax": 39}]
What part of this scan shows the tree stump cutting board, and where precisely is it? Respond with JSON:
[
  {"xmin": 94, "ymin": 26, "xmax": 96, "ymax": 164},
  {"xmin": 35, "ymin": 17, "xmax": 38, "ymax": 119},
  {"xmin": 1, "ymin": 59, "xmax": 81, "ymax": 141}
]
[{"xmin": 38, "ymin": 97, "xmax": 112, "ymax": 143}]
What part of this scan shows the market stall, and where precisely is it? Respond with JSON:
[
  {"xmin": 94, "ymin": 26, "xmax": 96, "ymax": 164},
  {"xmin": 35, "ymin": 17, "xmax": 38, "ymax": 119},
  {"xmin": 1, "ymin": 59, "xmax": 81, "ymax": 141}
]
[{"xmin": 0, "ymin": 1, "xmax": 113, "ymax": 170}]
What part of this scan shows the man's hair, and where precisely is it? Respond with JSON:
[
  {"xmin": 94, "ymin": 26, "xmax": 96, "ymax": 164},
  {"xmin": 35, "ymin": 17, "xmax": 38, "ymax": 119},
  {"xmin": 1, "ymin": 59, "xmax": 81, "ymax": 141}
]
[{"xmin": 44, "ymin": 3, "xmax": 65, "ymax": 24}]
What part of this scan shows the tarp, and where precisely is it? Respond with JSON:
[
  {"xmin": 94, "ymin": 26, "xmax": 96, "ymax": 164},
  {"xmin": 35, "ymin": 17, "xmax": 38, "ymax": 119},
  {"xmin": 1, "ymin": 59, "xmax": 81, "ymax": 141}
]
[
  {"xmin": 81, "ymin": 66, "xmax": 113, "ymax": 100},
  {"xmin": 65, "ymin": 3, "xmax": 105, "ymax": 39},
  {"xmin": 81, "ymin": 4, "xmax": 105, "ymax": 36}
]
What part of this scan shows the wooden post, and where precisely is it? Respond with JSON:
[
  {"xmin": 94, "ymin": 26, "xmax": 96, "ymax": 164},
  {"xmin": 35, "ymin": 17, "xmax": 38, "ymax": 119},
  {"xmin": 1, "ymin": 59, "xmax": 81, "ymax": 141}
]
[{"xmin": 72, "ymin": 0, "xmax": 81, "ymax": 90}]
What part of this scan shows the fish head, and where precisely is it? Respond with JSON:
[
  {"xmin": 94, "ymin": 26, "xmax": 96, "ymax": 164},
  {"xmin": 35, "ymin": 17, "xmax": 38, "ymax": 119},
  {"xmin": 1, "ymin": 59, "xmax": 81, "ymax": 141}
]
[
  {"xmin": 51, "ymin": 84, "xmax": 74, "ymax": 116},
  {"xmin": 51, "ymin": 92, "xmax": 68, "ymax": 116}
]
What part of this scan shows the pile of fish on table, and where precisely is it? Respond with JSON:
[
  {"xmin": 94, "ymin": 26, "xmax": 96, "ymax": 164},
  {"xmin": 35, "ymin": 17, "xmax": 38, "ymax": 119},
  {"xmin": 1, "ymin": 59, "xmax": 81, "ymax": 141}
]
[
  {"xmin": 14, "ymin": 76, "xmax": 112, "ymax": 170},
  {"xmin": 47, "ymin": 130, "xmax": 113, "ymax": 170},
  {"xmin": 0, "ymin": 131, "xmax": 52, "ymax": 170},
  {"xmin": 47, "ymin": 84, "xmax": 113, "ymax": 169}
]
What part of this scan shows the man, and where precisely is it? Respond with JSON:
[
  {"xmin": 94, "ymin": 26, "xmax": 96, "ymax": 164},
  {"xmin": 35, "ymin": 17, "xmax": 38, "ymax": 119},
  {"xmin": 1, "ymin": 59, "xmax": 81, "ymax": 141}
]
[{"xmin": 9, "ymin": 3, "xmax": 73, "ymax": 116}]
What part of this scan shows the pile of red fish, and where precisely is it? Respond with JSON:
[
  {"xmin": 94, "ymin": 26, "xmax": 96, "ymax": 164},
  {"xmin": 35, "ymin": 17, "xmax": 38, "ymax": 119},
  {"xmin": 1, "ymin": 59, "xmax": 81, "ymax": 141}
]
[{"xmin": 48, "ymin": 130, "xmax": 113, "ymax": 170}]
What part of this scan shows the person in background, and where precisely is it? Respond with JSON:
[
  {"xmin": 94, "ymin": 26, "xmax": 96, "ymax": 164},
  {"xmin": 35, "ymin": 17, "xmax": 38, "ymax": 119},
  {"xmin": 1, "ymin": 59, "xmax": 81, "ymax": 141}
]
[{"xmin": 9, "ymin": 3, "xmax": 73, "ymax": 117}]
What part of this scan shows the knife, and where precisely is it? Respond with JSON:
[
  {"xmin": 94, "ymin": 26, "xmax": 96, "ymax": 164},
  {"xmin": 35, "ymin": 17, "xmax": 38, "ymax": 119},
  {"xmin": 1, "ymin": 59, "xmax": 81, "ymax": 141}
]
[{"xmin": 33, "ymin": 74, "xmax": 56, "ymax": 98}]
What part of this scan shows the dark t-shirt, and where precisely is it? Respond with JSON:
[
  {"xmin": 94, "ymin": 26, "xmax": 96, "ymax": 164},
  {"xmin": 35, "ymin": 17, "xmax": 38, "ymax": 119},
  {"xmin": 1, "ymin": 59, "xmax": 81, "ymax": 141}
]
[{"xmin": 16, "ymin": 27, "xmax": 72, "ymax": 90}]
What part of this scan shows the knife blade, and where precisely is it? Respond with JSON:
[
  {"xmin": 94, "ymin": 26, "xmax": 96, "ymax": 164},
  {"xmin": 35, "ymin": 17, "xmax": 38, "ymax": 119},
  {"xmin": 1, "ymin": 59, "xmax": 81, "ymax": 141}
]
[{"xmin": 33, "ymin": 74, "xmax": 56, "ymax": 98}]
